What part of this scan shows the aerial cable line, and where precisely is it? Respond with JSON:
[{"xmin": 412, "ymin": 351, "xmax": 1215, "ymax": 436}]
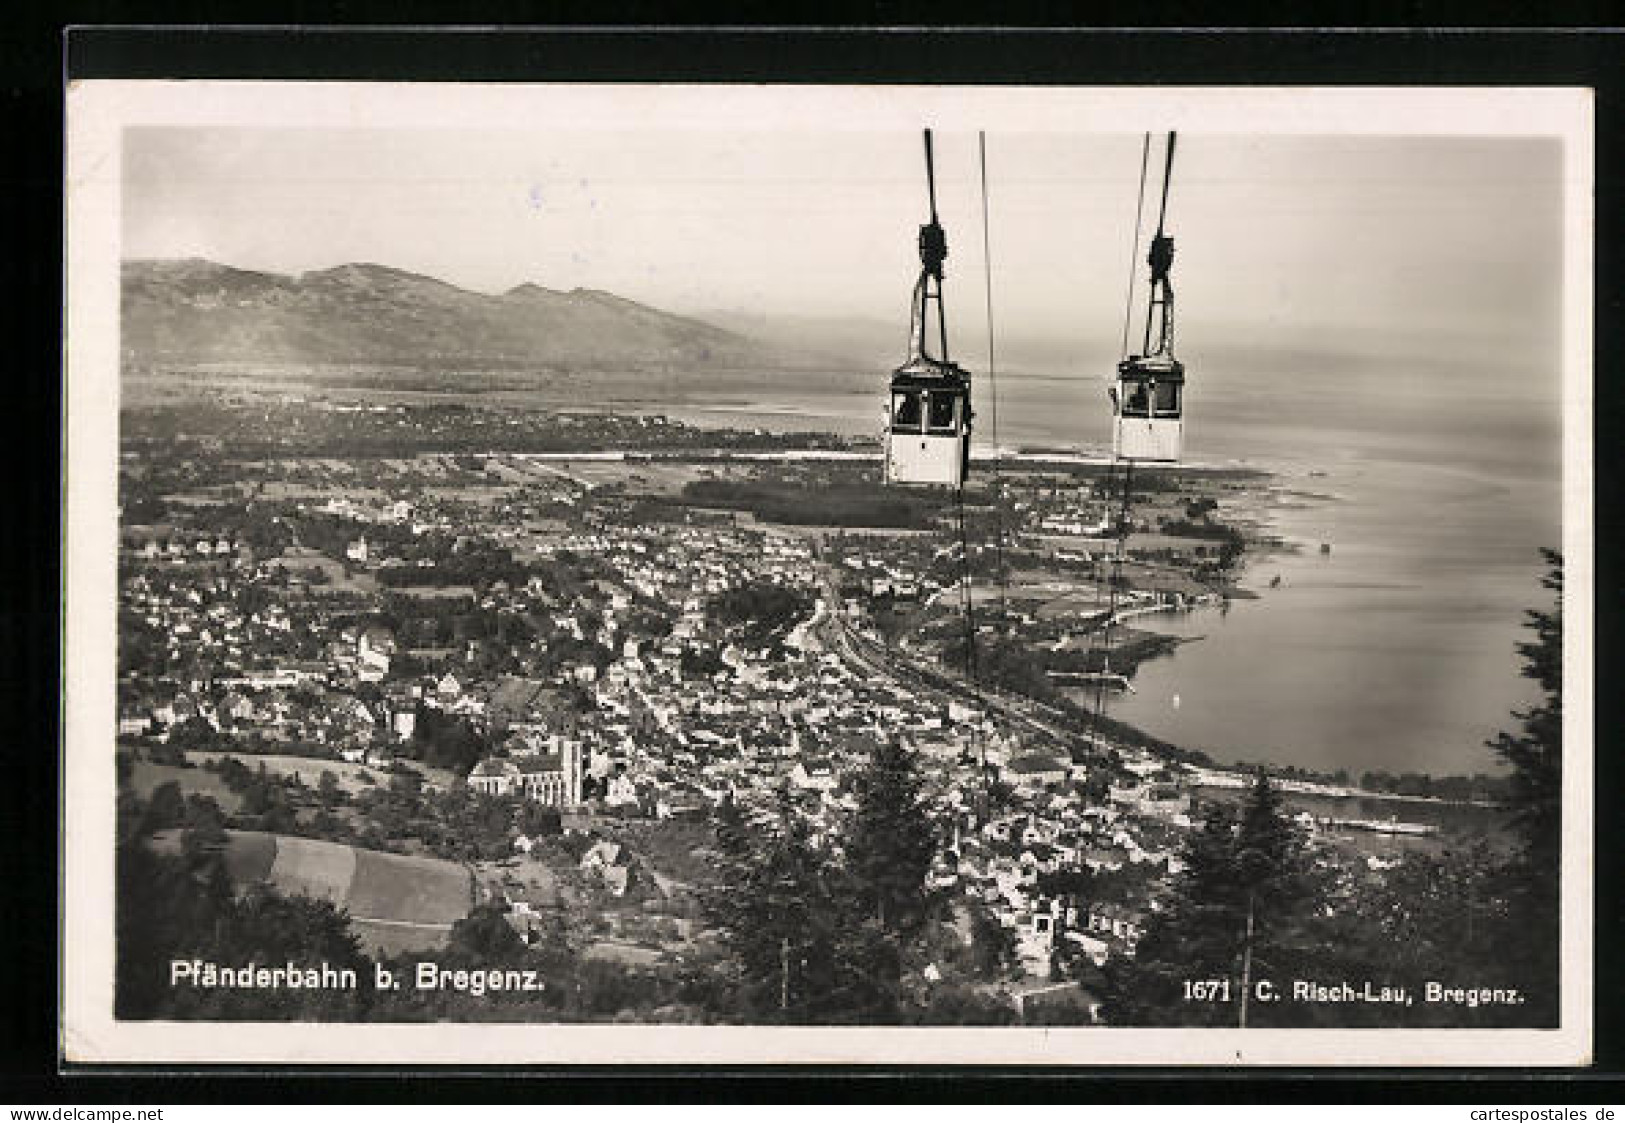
[
  {"xmin": 918, "ymin": 128, "xmax": 985, "ymax": 817},
  {"xmin": 978, "ymin": 131, "xmax": 1009, "ymax": 626},
  {"xmin": 953, "ymin": 458, "xmax": 989, "ymax": 819},
  {"xmin": 1092, "ymin": 132, "xmax": 1152, "ymax": 730},
  {"xmin": 924, "ymin": 127, "xmax": 940, "ymax": 224},
  {"xmin": 1089, "ymin": 459, "xmax": 1135, "ymax": 751},
  {"xmin": 932, "ymin": 127, "xmax": 974, "ymax": 688},
  {"xmin": 1156, "ymin": 132, "xmax": 1177, "ymax": 235},
  {"xmin": 1120, "ymin": 133, "xmax": 1152, "ymax": 361},
  {"xmin": 956, "ymin": 488, "xmax": 978, "ymax": 682},
  {"xmin": 1092, "ymin": 131, "xmax": 1182, "ymax": 756},
  {"xmin": 1089, "ymin": 134, "xmax": 1154, "ymax": 754},
  {"xmin": 1090, "ymin": 134, "xmax": 1169, "ymax": 757}
]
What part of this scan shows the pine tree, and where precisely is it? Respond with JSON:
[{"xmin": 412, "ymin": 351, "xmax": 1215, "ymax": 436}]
[
  {"xmin": 1483, "ymin": 548, "xmax": 1563, "ymax": 1025},
  {"xmin": 1100, "ymin": 802, "xmax": 1245, "ymax": 1026},
  {"xmin": 1230, "ymin": 771, "xmax": 1321, "ymax": 1025},
  {"xmin": 843, "ymin": 739, "xmax": 939, "ymax": 937},
  {"xmin": 1100, "ymin": 772, "xmax": 1316, "ymax": 1026},
  {"xmin": 711, "ymin": 797, "xmax": 755, "ymax": 868},
  {"xmin": 705, "ymin": 751, "xmax": 951, "ymax": 1025},
  {"xmin": 703, "ymin": 788, "xmax": 845, "ymax": 1022},
  {"xmin": 1315, "ymin": 841, "xmax": 1524, "ymax": 1027},
  {"xmin": 1489, "ymin": 549, "xmax": 1562, "ymax": 873}
]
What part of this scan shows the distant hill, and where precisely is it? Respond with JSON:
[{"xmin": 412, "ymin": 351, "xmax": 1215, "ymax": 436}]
[
  {"xmin": 701, "ymin": 309, "xmax": 908, "ymax": 371},
  {"xmin": 121, "ymin": 258, "xmax": 815, "ymax": 370},
  {"xmin": 701, "ymin": 307, "xmax": 1112, "ymax": 380}
]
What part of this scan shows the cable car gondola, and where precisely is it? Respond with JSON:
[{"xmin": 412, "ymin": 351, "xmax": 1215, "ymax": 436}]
[
  {"xmin": 1111, "ymin": 132, "xmax": 1185, "ymax": 464},
  {"xmin": 885, "ymin": 129, "xmax": 972, "ymax": 488}
]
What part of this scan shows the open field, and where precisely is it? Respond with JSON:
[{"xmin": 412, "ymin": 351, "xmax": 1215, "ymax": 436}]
[
  {"xmin": 1116, "ymin": 561, "xmax": 1210, "ymax": 598},
  {"xmin": 348, "ymin": 919, "xmax": 456, "ymax": 957},
  {"xmin": 268, "ymin": 833, "xmax": 357, "ymax": 904},
  {"xmin": 584, "ymin": 941, "xmax": 663, "ymax": 967},
  {"xmin": 349, "ymin": 846, "xmax": 474, "ymax": 923},
  {"xmin": 128, "ymin": 759, "xmax": 244, "ymax": 813},
  {"xmin": 1031, "ymin": 589, "xmax": 1110, "ymax": 620},
  {"xmin": 268, "ymin": 546, "xmax": 378, "ymax": 594},
  {"xmin": 184, "ymin": 750, "xmax": 459, "ymax": 795},
  {"xmin": 197, "ymin": 830, "xmax": 475, "ymax": 955}
]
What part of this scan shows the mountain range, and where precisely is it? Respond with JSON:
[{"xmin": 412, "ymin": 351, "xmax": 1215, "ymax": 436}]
[{"xmin": 120, "ymin": 259, "xmax": 825, "ymax": 371}]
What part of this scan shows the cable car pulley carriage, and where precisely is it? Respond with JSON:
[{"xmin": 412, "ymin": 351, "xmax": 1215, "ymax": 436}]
[
  {"xmin": 885, "ymin": 129, "xmax": 973, "ymax": 488},
  {"xmin": 1111, "ymin": 132, "xmax": 1186, "ymax": 464}
]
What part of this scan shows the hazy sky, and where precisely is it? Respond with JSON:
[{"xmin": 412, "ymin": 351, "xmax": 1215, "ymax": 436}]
[{"xmin": 123, "ymin": 127, "xmax": 1565, "ymax": 378}]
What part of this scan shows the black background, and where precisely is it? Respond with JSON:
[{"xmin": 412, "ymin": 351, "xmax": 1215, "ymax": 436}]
[{"xmin": 9, "ymin": 8, "xmax": 1623, "ymax": 1104}]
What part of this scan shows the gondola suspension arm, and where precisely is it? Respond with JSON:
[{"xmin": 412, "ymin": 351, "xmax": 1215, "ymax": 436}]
[
  {"xmin": 915, "ymin": 129, "xmax": 950, "ymax": 363},
  {"xmin": 1143, "ymin": 132, "xmax": 1178, "ymax": 359}
]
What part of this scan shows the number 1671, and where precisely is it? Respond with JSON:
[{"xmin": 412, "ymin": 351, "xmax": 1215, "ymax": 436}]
[{"xmin": 1183, "ymin": 979, "xmax": 1232, "ymax": 1002}]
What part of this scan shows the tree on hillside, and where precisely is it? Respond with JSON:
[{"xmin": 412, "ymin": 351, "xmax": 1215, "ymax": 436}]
[
  {"xmin": 141, "ymin": 780, "xmax": 188, "ymax": 834},
  {"xmin": 704, "ymin": 789, "xmax": 849, "ymax": 1022},
  {"xmin": 1100, "ymin": 772, "xmax": 1317, "ymax": 1027},
  {"xmin": 445, "ymin": 903, "xmax": 528, "ymax": 965},
  {"xmin": 1490, "ymin": 549, "xmax": 1563, "ymax": 874},
  {"xmin": 710, "ymin": 798, "xmax": 754, "ymax": 868},
  {"xmin": 115, "ymin": 790, "xmax": 370, "ymax": 1021},
  {"xmin": 843, "ymin": 741, "xmax": 939, "ymax": 937},
  {"xmin": 818, "ymin": 739, "xmax": 947, "ymax": 1021},
  {"xmin": 1483, "ymin": 548, "xmax": 1564, "ymax": 1025},
  {"xmin": 516, "ymin": 801, "xmax": 563, "ymax": 839},
  {"xmin": 407, "ymin": 706, "xmax": 486, "ymax": 773},
  {"xmin": 1307, "ymin": 840, "xmax": 1527, "ymax": 1028},
  {"xmin": 115, "ymin": 797, "xmax": 234, "ymax": 1020},
  {"xmin": 318, "ymin": 770, "xmax": 343, "ymax": 808},
  {"xmin": 1100, "ymin": 803, "xmax": 1243, "ymax": 1026},
  {"xmin": 1228, "ymin": 771, "xmax": 1322, "ymax": 1023},
  {"xmin": 707, "ymin": 580, "xmax": 813, "ymax": 647},
  {"xmin": 968, "ymin": 901, "xmax": 1019, "ymax": 980},
  {"xmin": 707, "ymin": 758, "xmax": 962, "ymax": 1025},
  {"xmin": 180, "ymin": 794, "xmax": 229, "ymax": 861}
]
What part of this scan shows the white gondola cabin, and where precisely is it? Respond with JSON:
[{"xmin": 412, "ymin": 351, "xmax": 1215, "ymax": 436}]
[
  {"xmin": 884, "ymin": 128, "xmax": 972, "ymax": 488},
  {"xmin": 1111, "ymin": 354, "xmax": 1184, "ymax": 463},
  {"xmin": 886, "ymin": 360, "xmax": 972, "ymax": 487},
  {"xmin": 1111, "ymin": 133, "xmax": 1186, "ymax": 465}
]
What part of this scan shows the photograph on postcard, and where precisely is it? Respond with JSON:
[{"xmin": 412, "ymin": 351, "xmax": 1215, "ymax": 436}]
[{"xmin": 62, "ymin": 82, "xmax": 1592, "ymax": 1065}]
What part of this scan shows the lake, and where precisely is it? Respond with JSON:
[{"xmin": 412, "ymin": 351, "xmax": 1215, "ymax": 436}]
[
  {"xmin": 647, "ymin": 346, "xmax": 1564, "ymax": 779},
  {"xmin": 1096, "ymin": 453, "xmax": 1556, "ymax": 777}
]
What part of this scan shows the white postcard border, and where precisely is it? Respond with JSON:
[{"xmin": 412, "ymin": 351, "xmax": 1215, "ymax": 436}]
[{"xmin": 63, "ymin": 80, "xmax": 1595, "ymax": 1067}]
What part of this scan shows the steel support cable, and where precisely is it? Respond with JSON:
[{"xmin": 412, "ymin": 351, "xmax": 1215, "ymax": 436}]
[
  {"xmin": 918, "ymin": 134, "xmax": 987, "ymax": 816},
  {"xmin": 1156, "ymin": 132, "xmax": 1177, "ymax": 236},
  {"xmin": 978, "ymin": 131, "xmax": 1009, "ymax": 626},
  {"xmin": 924, "ymin": 128, "xmax": 940, "ymax": 225},
  {"xmin": 1089, "ymin": 136, "xmax": 1151, "ymax": 757},
  {"xmin": 954, "ymin": 481, "xmax": 989, "ymax": 816},
  {"xmin": 1119, "ymin": 134, "xmax": 1152, "ymax": 361},
  {"xmin": 1088, "ymin": 138, "xmax": 1164, "ymax": 758},
  {"xmin": 1083, "ymin": 459, "xmax": 1116, "ymax": 754},
  {"xmin": 1091, "ymin": 459, "xmax": 1135, "ymax": 739},
  {"xmin": 956, "ymin": 487, "xmax": 978, "ymax": 680}
]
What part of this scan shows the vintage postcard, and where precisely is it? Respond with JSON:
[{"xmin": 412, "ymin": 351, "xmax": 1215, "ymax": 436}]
[{"xmin": 62, "ymin": 81, "xmax": 1593, "ymax": 1066}]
